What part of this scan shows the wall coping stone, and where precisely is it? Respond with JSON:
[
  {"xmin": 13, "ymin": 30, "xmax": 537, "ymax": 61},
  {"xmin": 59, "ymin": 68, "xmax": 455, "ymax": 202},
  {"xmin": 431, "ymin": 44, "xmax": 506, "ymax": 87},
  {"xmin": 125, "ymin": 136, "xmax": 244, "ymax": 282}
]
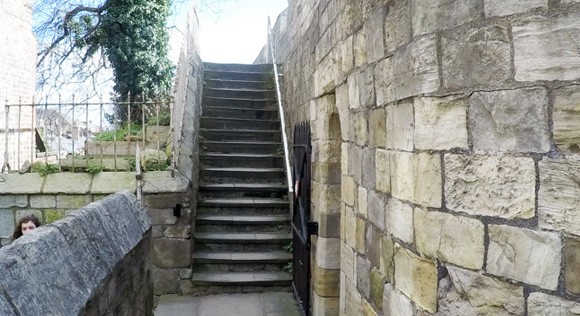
[
  {"xmin": 0, "ymin": 171, "xmax": 188, "ymax": 195},
  {"xmin": 0, "ymin": 191, "xmax": 151, "ymax": 315}
]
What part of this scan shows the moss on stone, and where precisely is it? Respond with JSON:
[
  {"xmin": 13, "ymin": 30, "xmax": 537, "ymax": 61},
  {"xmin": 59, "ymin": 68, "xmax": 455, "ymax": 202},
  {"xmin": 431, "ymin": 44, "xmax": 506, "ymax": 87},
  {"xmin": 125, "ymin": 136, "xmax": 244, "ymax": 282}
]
[{"xmin": 44, "ymin": 209, "xmax": 64, "ymax": 224}]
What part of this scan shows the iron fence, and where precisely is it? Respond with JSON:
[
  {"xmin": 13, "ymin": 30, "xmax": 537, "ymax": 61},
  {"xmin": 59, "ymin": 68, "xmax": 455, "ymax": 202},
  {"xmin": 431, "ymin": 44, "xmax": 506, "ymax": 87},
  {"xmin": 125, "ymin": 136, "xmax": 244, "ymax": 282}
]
[{"xmin": 1, "ymin": 96, "xmax": 176, "ymax": 175}]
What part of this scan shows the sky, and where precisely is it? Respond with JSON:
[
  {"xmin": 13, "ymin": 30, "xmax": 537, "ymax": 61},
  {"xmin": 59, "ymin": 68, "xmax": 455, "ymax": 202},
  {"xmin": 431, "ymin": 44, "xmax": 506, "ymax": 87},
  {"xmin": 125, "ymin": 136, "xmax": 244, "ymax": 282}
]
[{"xmin": 176, "ymin": 0, "xmax": 289, "ymax": 63}]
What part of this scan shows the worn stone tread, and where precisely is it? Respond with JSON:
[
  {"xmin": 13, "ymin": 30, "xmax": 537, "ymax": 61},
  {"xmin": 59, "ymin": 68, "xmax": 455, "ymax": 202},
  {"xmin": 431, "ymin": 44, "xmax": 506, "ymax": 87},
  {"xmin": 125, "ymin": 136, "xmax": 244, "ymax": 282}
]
[
  {"xmin": 202, "ymin": 105, "xmax": 278, "ymax": 112},
  {"xmin": 191, "ymin": 271, "xmax": 292, "ymax": 286},
  {"xmin": 203, "ymin": 96, "xmax": 277, "ymax": 102},
  {"xmin": 201, "ymin": 167, "xmax": 285, "ymax": 173},
  {"xmin": 198, "ymin": 197, "xmax": 288, "ymax": 208},
  {"xmin": 205, "ymin": 87, "xmax": 274, "ymax": 93},
  {"xmin": 194, "ymin": 232, "xmax": 292, "ymax": 243},
  {"xmin": 196, "ymin": 214, "xmax": 289, "ymax": 225},
  {"xmin": 199, "ymin": 183, "xmax": 287, "ymax": 191},
  {"xmin": 201, "ymin": 128, "xmax": 281, "ymax": 133},
  {"xmin": 193, "ymin": 251, "xmax": 292, "ymax": 263},
  {"xmin": 201, "ymin": 117, "xmax": 280, "ymax": 123}
]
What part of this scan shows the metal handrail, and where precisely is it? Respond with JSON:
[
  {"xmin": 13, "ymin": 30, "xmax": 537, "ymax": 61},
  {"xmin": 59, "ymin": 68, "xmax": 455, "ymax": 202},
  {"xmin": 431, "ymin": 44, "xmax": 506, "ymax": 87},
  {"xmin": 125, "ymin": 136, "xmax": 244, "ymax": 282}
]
[{"xmin": 268, "ymin": 17, "xmax": 293, "ymax": 194}]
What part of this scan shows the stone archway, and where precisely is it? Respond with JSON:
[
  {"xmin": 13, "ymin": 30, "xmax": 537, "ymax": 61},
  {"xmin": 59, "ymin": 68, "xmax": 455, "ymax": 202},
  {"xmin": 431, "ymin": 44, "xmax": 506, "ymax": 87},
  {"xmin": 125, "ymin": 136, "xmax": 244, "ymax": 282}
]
[{"xmin": 310, "ymin": 94, "xmax": 342, "ymax": 316}]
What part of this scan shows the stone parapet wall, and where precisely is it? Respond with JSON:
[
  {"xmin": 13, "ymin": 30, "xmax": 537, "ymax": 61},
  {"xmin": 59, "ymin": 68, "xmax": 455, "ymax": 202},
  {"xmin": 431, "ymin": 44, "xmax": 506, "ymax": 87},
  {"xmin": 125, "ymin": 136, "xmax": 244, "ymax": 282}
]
[
  {"xmin": 0, "ymin": 170, "xmax": 193, "ymax": 299},
  {"xmin": 0, "ymin": 191, "xmax": 153, "ymax": 315},
  {"xmin": 272, "ymin": 0, "xmax": 580, "ymax": 314}
]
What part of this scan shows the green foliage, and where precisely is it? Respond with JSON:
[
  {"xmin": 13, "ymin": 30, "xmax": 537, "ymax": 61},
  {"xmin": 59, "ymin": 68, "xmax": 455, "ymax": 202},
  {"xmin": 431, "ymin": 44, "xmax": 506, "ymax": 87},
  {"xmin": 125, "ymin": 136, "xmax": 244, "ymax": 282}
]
[
  {"xmin": 147, "ymin": 111, "xmax": 171, "ymax": 126},
  {"xmin": 85, "ymin": 164, "xmax": 102, "ymax": 175},
  {"xmin": 283, "ymin": 242, "xmax": 293, "ymax": 253},
  {"xmin": 143, "ymin": 159, "xmax": 168, "ymax": 171},
  {"xmin": 99, "ymin": 0, "xmax": 175, "ymax": 120},
  {"xmin": 32, "ymin": 162, "xmax": 60, "ymax": 176},
  {"xmin": 283, "ymin": 262, "xmax": 293, "ymax": 274},
  {"xmin": 93, "ymin": 123, "xmax": 142, "ymax": 141}
]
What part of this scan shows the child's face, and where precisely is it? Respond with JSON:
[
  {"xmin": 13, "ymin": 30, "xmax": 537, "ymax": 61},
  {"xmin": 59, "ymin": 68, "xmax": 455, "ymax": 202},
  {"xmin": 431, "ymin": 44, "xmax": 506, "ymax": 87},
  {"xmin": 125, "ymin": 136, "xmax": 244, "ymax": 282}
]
[{"xmin": 21, "ymin": 221, "xmax": 37, "ymax": 235}]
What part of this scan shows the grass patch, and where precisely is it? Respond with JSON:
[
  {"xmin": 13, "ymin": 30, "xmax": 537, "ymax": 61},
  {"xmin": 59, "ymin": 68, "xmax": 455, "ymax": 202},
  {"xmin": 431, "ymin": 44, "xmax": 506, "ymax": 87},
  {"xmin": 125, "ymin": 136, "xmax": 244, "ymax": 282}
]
[{"xmin": 31, "ymin": 162, "xmax": 60, "ymax": 176}]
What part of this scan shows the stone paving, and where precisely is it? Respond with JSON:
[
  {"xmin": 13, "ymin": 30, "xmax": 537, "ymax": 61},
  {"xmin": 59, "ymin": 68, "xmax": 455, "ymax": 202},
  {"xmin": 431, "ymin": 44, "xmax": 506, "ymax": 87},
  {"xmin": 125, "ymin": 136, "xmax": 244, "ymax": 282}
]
[{"xmin": 154, "ymin": 291, "xmax": 301, "ymax": 316}]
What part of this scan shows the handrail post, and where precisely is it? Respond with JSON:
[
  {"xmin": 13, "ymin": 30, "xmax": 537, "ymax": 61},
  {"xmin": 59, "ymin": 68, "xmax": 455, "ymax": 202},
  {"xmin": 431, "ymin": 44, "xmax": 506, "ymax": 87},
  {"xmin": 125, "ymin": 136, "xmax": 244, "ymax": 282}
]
[
  {"xmin": 268, "ymin": 17, "xmax": 293, "ymax": 194},
  {"xmin": 2, "ymin": 101, "xmax": 10, "ymax": 173}
]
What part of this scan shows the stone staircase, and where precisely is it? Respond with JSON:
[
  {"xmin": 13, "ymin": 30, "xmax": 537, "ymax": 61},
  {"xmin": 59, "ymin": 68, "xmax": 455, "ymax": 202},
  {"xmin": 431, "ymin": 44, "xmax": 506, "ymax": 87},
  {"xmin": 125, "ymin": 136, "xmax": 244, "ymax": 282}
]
[{"xmin": 191, "ymin": 62, "xmax": 292, "ymax": 293}]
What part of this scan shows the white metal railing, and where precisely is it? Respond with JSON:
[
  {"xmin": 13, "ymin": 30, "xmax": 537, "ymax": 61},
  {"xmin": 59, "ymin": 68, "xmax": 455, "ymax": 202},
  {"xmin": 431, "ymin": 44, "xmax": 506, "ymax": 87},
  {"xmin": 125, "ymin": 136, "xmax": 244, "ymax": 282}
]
[
  {"xmin": 0, "ymin": 96, "xmax": 174, "ymax": 175},
  {"xmin": 267, "ymin": 17, "xmax": 293, "ymax": 194}
]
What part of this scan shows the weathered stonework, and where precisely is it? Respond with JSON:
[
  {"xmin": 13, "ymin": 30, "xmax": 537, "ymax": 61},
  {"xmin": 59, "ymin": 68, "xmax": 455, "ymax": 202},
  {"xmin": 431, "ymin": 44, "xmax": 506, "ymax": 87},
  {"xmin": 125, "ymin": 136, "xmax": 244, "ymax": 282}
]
[
  {"xmin": 391, "ymin": 152, "xmax": 442, "ymax": 208},
  {"xmin": 484, "ymin": 0, "xmax": 548, "ymax": 17},
  {"xmin": 414, "ymin": 96, "xmax": 469, "ymax": 150},
  {"xmin": 367, "ymin": 190, "xmax": 385, "ymax": 231},
  {"xmin": 553, "ymin": 85, "xmax": 580, "ymax": 157},
  {"xmin": 513, "ymin": 11, "xmax": 580, "ymax": 81},
  {"xmin": 385, "ymin": 199, "xmax": 414, "ymax": 245},
  {"xmin": 384, "ymin": 0, "xmax": 411, "ymax": 54},
  {"xmin": 386, "ymin": 101, "xmax": 414, "ymax": 151},
  {"xmin": 434, "ymin": 266, "xmax": 525, "ymax": 315},
  {"xmin": 487, "ymin": 225, "xmax": 561, "ymax": 290},
  {"xmin": 539, "ymin": 159, "xmax": 580, "ymax": 236},
  {"xmin": 442, "ymin": 24, "xmax": 512, "ymax": 90},
  {"xmin": 566, "ymin": 237, "xmax": 580, "ymax": 295},
  {"xmin": 380, "ymin": 235, "xmax": 395, "ymax": 283},
  {"xmin": 394, "ymin": 246, "xmax": 438, "ymax": 313},
  {"xmin": 527, "ymin": 292, "xmax": 580, "ymax": 315},
  {"xmin": 415, "ymin": 208, "xmax": 484, "ymax": 270},
  {"xmin": 411, "ymin": 0, "xmax": 481, "ymax": 36},
  {"xmin": 383, "ymin": 284, "xmax": 414, "ymax": 316},
  {"xmin": 445, "ymin": 154, "xmax": 536, "ymax": 219},
  {"xmin": 469, "ymin": 88, "xmax": 550, "ymax": 153},
  {"xmin": 375, "ymin": 149, "xmax": 391, "ymax": 194}
]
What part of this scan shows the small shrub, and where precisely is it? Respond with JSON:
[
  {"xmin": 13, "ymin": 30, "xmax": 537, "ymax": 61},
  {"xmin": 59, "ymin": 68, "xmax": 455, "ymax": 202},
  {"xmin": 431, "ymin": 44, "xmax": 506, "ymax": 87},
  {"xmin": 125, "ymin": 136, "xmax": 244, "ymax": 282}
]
[
  {"xmin": 147, "ymin": 111, "xmax": 171, "ymax": 126},
  {"xmin": 31, "ymin": 162, "xmax": 60, "ymax": 176},
  {"xmin": 93, "ymin": 123, "xmax": 142, "ymax": 141},
  {"xmin": 283, "ymin": 262, "xmax": 293, "ymax": 274},
  {"xmin": 85, "ymin": 164, "xmax": 102, "ymax": 175}
]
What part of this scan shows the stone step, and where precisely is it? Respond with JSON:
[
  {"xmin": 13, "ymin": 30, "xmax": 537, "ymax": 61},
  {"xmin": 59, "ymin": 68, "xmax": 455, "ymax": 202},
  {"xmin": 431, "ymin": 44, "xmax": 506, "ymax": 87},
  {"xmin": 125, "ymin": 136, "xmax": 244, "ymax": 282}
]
[
  {"xmin": 200, "ymin": 168, "xmax": 285, "ymax": 184},
  {"xmin": 199, "ymin": 182, "xmax": 287, "ymax": 192},
  {"xmin": 196, "ymin": 207, "xmax": 289, "ymax": 217},
  {"xmin": 191, "ymin": 271, "xmax": 292, "ymax": 286},
  {"xmin": 201, "ymin": 129, "xmax": 281, "ymax": 142},
  {"xmin": 204, "ymin": 87, "xmax": 276, "ymax": 100},
  {"xmin": 195, "ymin": 232, "xmax": 292, "ymax": 244},
  {"xmin": 198, "ymin": 198, "xmax": 289, "ymax": 209},
  {"xmin": 196, "ymin": 215, "xmax": 289, "ymax": 225},
  {"xmin": 200, "ymin": 153, "xmax": 284, "ymax": 168},
  {"xmin": 204, "ymin": 70, "xmax": 271, "ymax": 81},
  {"xmin": 204, "ymin": 78, "xmax": 270, "ymax": 90},
  {"xmin": 204, "ymin": 62, "xmax": 272, "ymax": 73},
  {"xmin": 201, "ymin": 141, "xmax": 282, "ymax": 155},
  {"xmin": 193, "ymin": 251, "xmax": 292, "ymax": 264},
  {"xmin": 200, "ymin": 117, "xmax": 280, "ymax": 130},
  {"xmin": 203, "ymin": 96, "xmax": 277, "ymax": 109},
  {"xmin": 202, "ymin": 106, "xmax": 279, "ymax": 120}
]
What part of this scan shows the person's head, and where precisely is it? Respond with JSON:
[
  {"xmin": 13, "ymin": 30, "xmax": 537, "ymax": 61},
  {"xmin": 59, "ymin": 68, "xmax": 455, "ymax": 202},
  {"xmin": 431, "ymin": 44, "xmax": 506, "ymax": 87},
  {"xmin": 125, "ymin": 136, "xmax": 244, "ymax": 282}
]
[{"xmin": 12, "ymin": 214, "xmax": 41, "ymax": 240}]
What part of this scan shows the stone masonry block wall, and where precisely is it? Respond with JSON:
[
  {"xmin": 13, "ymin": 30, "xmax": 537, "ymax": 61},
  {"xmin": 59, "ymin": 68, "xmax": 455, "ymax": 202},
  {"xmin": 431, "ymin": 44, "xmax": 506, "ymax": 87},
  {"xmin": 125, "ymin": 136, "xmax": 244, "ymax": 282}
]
[
  {"xmin": 0, "ymin": 0, "xmax": 37, "ymax": 171},
  {"xmin": 270, "ymin": 0, "xmax": 580, "ymax": 314},
  {"xmin": 0, "ymin": 191, "xmax": 153, "ymax": 315},
  {"xmin": 0, "ymin": 170, "xmax": 192, "ymax": 298}
]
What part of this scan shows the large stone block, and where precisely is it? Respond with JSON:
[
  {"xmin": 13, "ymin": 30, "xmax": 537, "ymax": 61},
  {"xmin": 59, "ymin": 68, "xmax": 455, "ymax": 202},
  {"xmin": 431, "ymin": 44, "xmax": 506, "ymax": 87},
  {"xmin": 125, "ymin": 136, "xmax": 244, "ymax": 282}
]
[
  {"xmin": 91, "ymin": 172, "xmax": 136, "ymax": 194},
  {"xmin": 435, "ymin": 266, "xmax": 525, "ymax": 315},
  {"xmin": 367, "ymin": 190, "xmax": 385, "ymax": 231},
  {"xmin": 553, "ymin": 85, "xmax": 580, "ymax": 157},
  {"xmin": 565, "ymin": 237, "xmax": 580, "ymax": 295},
  {"xmin": 386, "ymin": 101, "xmax": 414, "ymax": 151},
  {"xmin": 365, "ymin": 225, "xmax": 381, "ymax": 269},
  {"xmin": 391, "ymin": 152, "xmax": 442, "ymax": 208},
  {"xmin": 355, "ymin": 217, "xmax": 366, "ymax": 254},
  {"xmin": 411, "ymin": 0, "xmax": 481, "ymax": 36},
  {"xmin": 364, "ymin": 7, "xmax": 386, "ymax": 63},
  {"xmin": 0, "ymin": 174, "xmax": 43, "ymax": 194},
  {"xmin": 356, "ymin": 255, "xmax": 371, "ymax": 299},
  {"xmin": 392, "ymin": 35, "xmax": 439, "ymax": 101},
  {"xmin": 314, "ymin": 50, "xmax": 341, "ymax": 97},
  {"xmin": 385, "ymin": 199, "xmax": 413, "ymax": 245},
  {"xmin": 514, "ymin": 12, "xmax": 580, "ymax": 81},
  {"xmin": 383, "ymin": 283, "xmax": 414, "ymax": 316},
  {"xmin": 384, "ymin": 0, "xmax": 411, "ymax": 54},
  {"xmin": 56, "ymin": 195, "xmax": 92, "ymax": 209},
  {"xmin": 539, "ymin": 159, "xmax": 580, "ymax": 235},
  {"xmin": 344, "ymin": 277, "xmax": 363, "ymax": 315},
  {"xmin": 0, "ymin": 210, "xmax": 15, "ymax": 239},
  {"xmin": 415, "ymin": 208, "xmax": 484, "ymax": 270},
  {"xmin": 312, "ymin": 293, "xmax": 339, "ymax": 316},
  {"xmin": 344, "ymin": 206, "xmax": 357, "ymax": 249},
  {"xmin": 29, "ymin": 195, "xmax": 56, "ymax": 208},
  {"xmin": 374, "ymin": 57, "xmax": 394, "ymax": 107},
  {"xmin": 445, "ymin": 154, "xmax": 536, "ymax": 219},
  {"xmin": 484, "ymin": 0, "xmax": 548, "ymax": 17},
  {"xmin": 380, "ymin": 235, "xmax": 395, "ymax": 283},
  {"xmin": 0, "ymin": 195, "xmax": 27, "ymax": 208},
  {"xmin": 313, "ymin": 264, "xmax": 340, "ymax": 297},
  {"xmin": 414, "ymin": 96, "xmax": 468, "ymax": 150},
  {"xmin": 369, "ymin": 108, "xmax": 386, "ymax": 148},
  {"xmin": 362, "ymin": 148, "xmax": 376, "ymax": 189},
  {"xmin": 527, "ymin": 292, "xmax": 580, "ymax": 315},
  {"xmin": 390, "ymin": 151, "xmax": 414, "ymax": 202},
  {"xmin": 394, "ymin": 245, "xmax": 438, "ymax": 313},
  {"xmin": 152, "ymin": 268, "xmax": 180, "ymax": 295},
  {"xmin": 354, "ymin": 111, "xmax": 369, "ymax": 146},
  {"xmin": 43, "ymin": 173, "xmax": 92, "ymax": 194},
  {"xmin": 375, "ymin": 149, "xmax": 391, "ymax": 194},
  {"xmin": 349, "ymin": 145, "xmax": 363, "ymax": 184},
  {"xmin": 142, "ymin": 172, "xmax": 188, "ymax": 194},
  {"xmin": 152, "ymin": 238, "xmax": 192, "ymax": 268},
  {"xmin": 358, "ymin": 186, "xmax": 368, "ymax": 218},
  {"xmin": 316, "ymin": 237, "xmax": 341, "ymax": 270},
  {"xmin": 442, "ymin": 24, "xmax": 511, "ymax": 90},
  {"xmin": 487, "ymin": 225, "xmax": 561, "ymax": 290},
  {"xmin": 469, "ymin": 88, "xmax": 550, "ymax": 153},
  {"xmin": 341, "ymin": 242, "xmax": 356, "ymax": 282},
  {"xmin": 341, "ymin": 175, "xmax": 356, "ymax": 207},
  {"xmin": 370, "ymin": 268, "xmax": 385, "ymax": 310}
]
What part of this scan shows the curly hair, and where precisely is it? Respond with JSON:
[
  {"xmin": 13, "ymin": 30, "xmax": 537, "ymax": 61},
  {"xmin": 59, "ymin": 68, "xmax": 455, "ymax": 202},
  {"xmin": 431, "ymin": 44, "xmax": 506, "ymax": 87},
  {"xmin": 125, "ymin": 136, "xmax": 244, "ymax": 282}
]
[{"xmin": 12, "ymin": 214, "xmax": 41, "ymax": 241}]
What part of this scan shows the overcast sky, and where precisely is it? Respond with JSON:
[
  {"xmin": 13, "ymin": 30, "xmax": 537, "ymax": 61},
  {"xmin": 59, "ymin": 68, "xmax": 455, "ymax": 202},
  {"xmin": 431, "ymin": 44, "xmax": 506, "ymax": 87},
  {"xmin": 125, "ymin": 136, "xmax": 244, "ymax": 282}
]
[{"xmin": 172, "ymin": 0, "xmax": 288, "ymax": 63}]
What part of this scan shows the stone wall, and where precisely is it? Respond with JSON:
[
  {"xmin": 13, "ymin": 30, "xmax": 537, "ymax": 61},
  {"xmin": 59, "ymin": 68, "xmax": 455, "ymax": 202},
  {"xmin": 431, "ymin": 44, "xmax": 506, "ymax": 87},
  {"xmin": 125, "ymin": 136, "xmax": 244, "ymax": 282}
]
[
  {"xmin": 0, "ymin": 0, "xmax": 37, "ymax": 171},
  {"xmin": 0, "ymin": 191, "xmax": 153, "ymax": 315},
  {"xmin": 271, "ymin": 0, "xmax": 580, "ymax": 314}
]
